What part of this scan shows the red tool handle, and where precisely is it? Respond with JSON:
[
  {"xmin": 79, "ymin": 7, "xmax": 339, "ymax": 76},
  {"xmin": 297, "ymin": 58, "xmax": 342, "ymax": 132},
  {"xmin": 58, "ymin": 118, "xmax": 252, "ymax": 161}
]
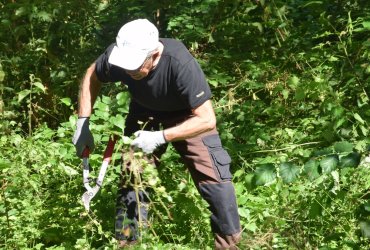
[
  {"xmin": 82, "ymin": 148, "xmax": 90, "ymax": 158},
  {"xmin": 81, "ymin": 136, "xmax": 116, "ymax": 160},
  {"xmin": 103, "ymin": 136, "xmax": 117, "ymax": 162}
]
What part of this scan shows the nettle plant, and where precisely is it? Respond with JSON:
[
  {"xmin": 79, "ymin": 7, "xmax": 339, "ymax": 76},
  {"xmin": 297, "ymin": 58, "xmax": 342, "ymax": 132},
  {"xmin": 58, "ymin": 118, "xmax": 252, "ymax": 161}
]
[
  {"xmin": 1, "ymin": 87, "xmax": 213, "ymax": 249},
  {"xmin": 63, "ymin": 88, "xmax": 213, "ymax": 249}
]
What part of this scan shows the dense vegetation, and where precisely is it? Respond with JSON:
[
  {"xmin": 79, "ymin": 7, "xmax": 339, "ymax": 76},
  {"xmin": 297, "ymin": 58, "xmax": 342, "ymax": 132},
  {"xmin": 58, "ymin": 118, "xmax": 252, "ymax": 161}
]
[{"xmin": 1, "ymin": 0, "xmax": 369, "ymax": 249}]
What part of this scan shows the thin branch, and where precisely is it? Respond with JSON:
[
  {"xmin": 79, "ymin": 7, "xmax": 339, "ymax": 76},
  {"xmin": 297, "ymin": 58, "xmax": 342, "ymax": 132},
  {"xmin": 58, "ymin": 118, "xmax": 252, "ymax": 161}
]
[{"xmin": 247, "ymin": 141, "xmax": 323, "ymax": 154}]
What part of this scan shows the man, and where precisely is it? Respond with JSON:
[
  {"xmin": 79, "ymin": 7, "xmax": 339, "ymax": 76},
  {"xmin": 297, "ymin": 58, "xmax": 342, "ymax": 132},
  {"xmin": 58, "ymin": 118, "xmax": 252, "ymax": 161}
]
[{"xmin": 72, "ymin": 18, "xmax": 241, "ymax": 249}]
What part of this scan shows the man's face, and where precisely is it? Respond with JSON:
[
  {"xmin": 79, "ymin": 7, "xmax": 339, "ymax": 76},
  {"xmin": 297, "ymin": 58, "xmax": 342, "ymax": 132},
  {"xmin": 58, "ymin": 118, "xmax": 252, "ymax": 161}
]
[{"xmin": 125, "ymin": 55, "xmax": 153, "ymax": 80}]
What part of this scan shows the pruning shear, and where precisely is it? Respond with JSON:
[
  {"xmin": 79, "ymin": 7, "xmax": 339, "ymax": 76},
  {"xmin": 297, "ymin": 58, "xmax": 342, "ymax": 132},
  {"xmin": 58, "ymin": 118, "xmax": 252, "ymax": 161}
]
[{"xmin": 81, "ymin": 137, "xmax": 117, "ymax": 211}]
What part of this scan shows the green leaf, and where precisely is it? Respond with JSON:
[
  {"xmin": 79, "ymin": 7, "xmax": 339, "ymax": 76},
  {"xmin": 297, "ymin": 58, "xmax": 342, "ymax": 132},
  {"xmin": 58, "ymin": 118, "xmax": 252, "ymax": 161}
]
[
  {"xmin": 339, "ymin": 152, "xmax": 360, "ymax": 168},
  {"xmin": 362, "ymin": 21, "xmax": 370, "ymax": 30},
  {"xmin": 0, "ymin": 69, "xmax": 5, "ymax": 82},
  {"xmin": 353, "ymin": 113, "xmax": 365, "ymax": 124},
  {"xmin": 304, "ymin": 159, "xmax": 320, "ymax": 180},
  {"xmin": 288, "ymin": 75, "xmax": 299, "ymax": 89},
  {"xmin": 320, "ymin": 155, "xmax": 339, "ymax": 173},
  {"xmin": 15, "ymin": 7, "xmax": 28, "ymax": 16},
  {"xmin": 208, "ymin": 79, "xmax": 218, "ymax": 87},
  {"xmin": 122, "ymin": 136, "xmax": 132, "ymax": 145},
  {"xmin": 95, "ymin": 101, "xmax": 109, "ymax": 112},
  {"xmin": 334, "ymin": 141, "xmax": 353, "ymax": 153},
  {"xmin": 36, "ymin": 11, "xmax": 52, "ymax": 22},
  {"xmin": 238, "ymin": 207, "xmax": 250, "ymax": 219},
  {"xmin": 281, "ymin": 89, "xmax": 289, "ymax": 100},
  {"xmin": 308, "ymin": 201, "xmax": 322, "ymax": 218},
  {"xmin": 61, "ymin": 163, "xmax": 78, "ymax": 176},
  {"xmin": 110, "ymin": 114, "xmax": 125, "ymax": 130},
  {"xmin": 251, "ymin": 22, "xmax": 263, "ymax": 33},
  {"xmin": 33, "ymin": 81, "xmax": 46, "ymax": 93},
  {"xmin": 116, "ymin": 92, "xmax": 129, "ymax": 105},
  {"xmin": 18, "ymin": 89, "xmax": 31, "ymax": 103},
  {"xmin": 60, "ymin": 97, "xmax": 72, "ymax": 106},
  {"xmin": 294, "ymin": 87, "xmax": 305, "ymax": 101},
  {"xmin": 253, "ymin": 163, "xmax": 276, "ymax": 186},
  {"xmin": 101, "ymin": 95, "xmax": 112, "ymax": 105},
  {"xmin": 245, "ymin": 222, "xmax": 257, "ymax": 232},
  {"xmin": 280, "ymin": 162, "xmax": 300, "ymax": 183},
  {"xmin": 360, "ymin": 125, "xmax": 368, "ymax": 136},
  {"xmin": 0, "ymin": 158, "xmax": 11, "ymax": 170}
]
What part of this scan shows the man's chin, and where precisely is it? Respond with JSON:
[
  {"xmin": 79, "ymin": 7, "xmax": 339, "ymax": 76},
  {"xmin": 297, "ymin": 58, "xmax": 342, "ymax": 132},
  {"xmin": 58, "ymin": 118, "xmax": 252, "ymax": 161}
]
[{"xmin": 130, "ymin": 74, "xmax": 146, "ymax": 80}]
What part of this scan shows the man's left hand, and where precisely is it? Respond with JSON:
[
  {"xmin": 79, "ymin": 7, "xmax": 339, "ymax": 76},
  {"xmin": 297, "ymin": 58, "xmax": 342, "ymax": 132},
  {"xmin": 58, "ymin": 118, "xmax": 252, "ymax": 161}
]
[{"xmin": 131, "ymin": 130, "xmax": 166, "ymax": 154}]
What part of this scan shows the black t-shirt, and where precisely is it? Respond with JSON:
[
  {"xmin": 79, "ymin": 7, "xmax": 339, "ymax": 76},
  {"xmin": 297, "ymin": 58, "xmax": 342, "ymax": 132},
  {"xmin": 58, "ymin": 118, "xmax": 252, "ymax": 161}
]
[{"xmin": 95, "ymin": 38, "xmax": 212, "ymax": 112}]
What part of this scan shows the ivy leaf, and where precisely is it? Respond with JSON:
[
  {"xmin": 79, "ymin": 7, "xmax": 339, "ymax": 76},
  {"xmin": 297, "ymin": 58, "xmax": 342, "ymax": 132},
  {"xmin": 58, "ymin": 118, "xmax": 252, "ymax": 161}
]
[
  {"xmin": 253, "ymin": 163, "xmax": 276, "ymax": 186},
  {"xmin": 116, "ymin": 92, "xmax": 129, "ymax": 105},
  {"xmin": 304, "ymin": 159, "xmax": 320, "ymax": 180},
  {"xmin": 280, "ymin": 162, "xmax": 300, "ymax": 183},
  {"xmin": 339, "ymin": 152, "xmax": 360, "ymax": 168},
  {"xmin": 320, "ymin": 154, "xmax": 339, "ymax": 174},
  {"xmin": 110, "ymin": 114, "xmax": 125, "ymax": 131}
]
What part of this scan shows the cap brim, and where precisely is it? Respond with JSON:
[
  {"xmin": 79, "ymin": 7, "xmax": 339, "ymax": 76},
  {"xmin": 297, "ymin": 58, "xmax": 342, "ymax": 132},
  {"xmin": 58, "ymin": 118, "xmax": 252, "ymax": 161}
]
[{"xmin": 108, "ymin": 45, "xmax": 148, "ymax": 70}]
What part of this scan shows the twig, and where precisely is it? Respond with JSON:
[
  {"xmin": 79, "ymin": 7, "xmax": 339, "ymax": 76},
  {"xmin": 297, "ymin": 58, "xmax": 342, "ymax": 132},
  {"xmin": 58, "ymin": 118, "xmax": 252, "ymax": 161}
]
[{"xmin": 247, "ymin": 141, "xmax": 322, "ymax": 154}]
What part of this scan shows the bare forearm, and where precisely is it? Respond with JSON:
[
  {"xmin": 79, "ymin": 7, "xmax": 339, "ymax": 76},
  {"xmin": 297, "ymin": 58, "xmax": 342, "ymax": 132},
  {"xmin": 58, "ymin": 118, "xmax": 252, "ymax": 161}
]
[
  {"xmin": 78, "ymin": 63, "xmax": 102, "ymax": 117},
  {"xmin": 163, "ymin": 100, "xmax": 216, "ymax": 142},
  {"xmin": 164, "ymin": 116, "xmax": 215, "ymax": 141}
]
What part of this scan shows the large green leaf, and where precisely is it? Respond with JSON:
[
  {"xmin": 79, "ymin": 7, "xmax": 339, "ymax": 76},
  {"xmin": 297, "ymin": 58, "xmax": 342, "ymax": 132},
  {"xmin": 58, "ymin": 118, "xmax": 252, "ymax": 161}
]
[
  {"xmin": 320, "ymin": 155, "xmax": 339, "ymax": 173},
  {"xmin": 280, "ymin": 162, "xmax": 300, "ymax": 183},
  {"xmin": 334, "ymin": 141, "xmax": 353, "ymax": 153},
  {"xmin": 304, "ymin": 159, "xmax": 320, "ymax": 180},
  {"xmin": 339, "ymin": 152, "xmax": 360, "ymax": 168},
  {"xmin": 253, "ymin": 163, "xmax": 276, "ymax": 186}
]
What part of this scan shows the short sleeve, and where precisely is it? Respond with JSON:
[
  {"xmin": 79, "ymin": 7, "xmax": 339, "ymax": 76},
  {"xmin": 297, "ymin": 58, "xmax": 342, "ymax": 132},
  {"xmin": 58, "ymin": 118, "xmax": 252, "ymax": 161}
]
[
  {"xmin": 95, "ymin": 44, "xmax": 124, "ymax": 83},
  {"xmin": 175, "ymin": 58, "xmax": 212, "ymax": 109}
]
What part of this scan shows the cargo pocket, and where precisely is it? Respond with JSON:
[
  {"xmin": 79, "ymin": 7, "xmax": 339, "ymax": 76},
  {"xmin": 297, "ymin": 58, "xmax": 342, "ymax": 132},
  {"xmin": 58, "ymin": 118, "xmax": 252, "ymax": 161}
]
[{"xmin": 202, "ymin": 134, "xmax": 233, "ymax": 181}]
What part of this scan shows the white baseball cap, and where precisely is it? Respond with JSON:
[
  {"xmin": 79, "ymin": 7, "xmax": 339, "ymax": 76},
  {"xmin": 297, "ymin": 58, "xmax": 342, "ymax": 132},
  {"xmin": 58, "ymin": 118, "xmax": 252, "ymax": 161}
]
[{"xmin": 108, "ymin": 19, "xmax": 159, "ymax": 70}]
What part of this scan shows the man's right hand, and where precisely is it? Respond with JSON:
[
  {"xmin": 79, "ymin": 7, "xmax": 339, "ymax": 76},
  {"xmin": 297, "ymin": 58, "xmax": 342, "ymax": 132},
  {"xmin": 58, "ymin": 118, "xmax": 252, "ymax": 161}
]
[{"xmin": 72, "ymin": 117, "xmax": 95, "ymax": 157}]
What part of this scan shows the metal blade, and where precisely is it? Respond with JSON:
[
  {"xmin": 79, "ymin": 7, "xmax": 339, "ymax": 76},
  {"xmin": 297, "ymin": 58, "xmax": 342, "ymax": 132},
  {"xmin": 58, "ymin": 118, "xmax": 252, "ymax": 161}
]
[{"xmin": 81, "ymin": 188, "xmax": 98, "ymax": 211}]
